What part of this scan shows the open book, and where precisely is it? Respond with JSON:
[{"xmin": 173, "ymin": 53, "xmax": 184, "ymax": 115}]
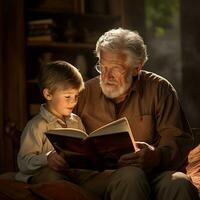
[{"xmin": 45, "ymin": 117, "xmax": 137, "ymax": 171}]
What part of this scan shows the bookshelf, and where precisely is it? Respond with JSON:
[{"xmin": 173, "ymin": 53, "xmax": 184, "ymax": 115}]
[
  {"xmin": 27, "ymin": 41, "xmax": 95, "ymax": 49},
  {"xmin": 25, "ymin": 0, "xmax": 124, "ymax": 118},
  {"xmin": 1, "ymin": 0, "xmax": 145, "ymax": 129},
  {"xmin": 1, "ymin": 0, "xmax": 145, "ymax": 171}
]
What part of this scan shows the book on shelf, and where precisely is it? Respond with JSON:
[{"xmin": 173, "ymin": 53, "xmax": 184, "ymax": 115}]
[
  {"xmin": 27, "ymin": 19, "xmax": 54, "ymax": 42},
  {"xmin": 28, "ymin": 19, "xmax": 54, "ymax": 26},
  {"xmin": 45, "ymin": 117, "xmax": 137, "ymax": 171},
  {"xmin": 33, "ymin": 0, "xmax": 85, "ymax": 14},
  {"xmin": 27, "ymin": 35, "xmax": 53, "ymax": 42}
]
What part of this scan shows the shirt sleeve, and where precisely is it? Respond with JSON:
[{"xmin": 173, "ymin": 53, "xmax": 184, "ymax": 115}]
[
  {"xmin": 17, "ymin": 120, "xmax": 49, "ymax": 174},
  {"xmin": 155, "ymin": 82, "xmax": 194, "ymax": 170}
]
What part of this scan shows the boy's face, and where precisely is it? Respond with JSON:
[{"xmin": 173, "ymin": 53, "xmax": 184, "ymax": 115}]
[{"xmin": 44, "ymin": 88, "xmax": 79, "ymax": 119}]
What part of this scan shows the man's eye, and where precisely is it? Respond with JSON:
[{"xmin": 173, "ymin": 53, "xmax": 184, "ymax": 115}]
[
  {"xmin": 65, "ymin": 96, "xmax": 71, "ymax": 99},
  {"xmin": 113, "ymin": 67, "xmax": 122, "ymax": 71}
]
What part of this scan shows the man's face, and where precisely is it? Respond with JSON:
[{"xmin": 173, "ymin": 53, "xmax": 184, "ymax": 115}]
[{"xmin": 99, "ymin": 50, "xmax": 133, "ymax": 99}]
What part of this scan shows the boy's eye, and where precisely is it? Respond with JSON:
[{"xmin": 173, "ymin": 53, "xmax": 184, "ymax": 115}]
[{"xmin": 64, "ymin": 95, "xmax": 79, "ymax": 102}]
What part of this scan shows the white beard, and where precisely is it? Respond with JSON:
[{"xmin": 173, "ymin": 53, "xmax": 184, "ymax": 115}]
[{"xmin": 100, "ymin": 72, "xmax": 133, "ymax": 99}]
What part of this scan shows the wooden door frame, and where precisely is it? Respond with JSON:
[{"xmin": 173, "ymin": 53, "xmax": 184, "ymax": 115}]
[
  {"xmin": 1, "ymin": 0, "xmax": 27, "ymax": 171},
  {"xmin": 0, "ymin": 0, "xmax": 4, "ymax": 173}
]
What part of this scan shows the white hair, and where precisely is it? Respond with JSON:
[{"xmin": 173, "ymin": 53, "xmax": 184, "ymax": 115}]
[{"xmin": 95, "ymin": 28, "xmax": 148, "ymax": 68}]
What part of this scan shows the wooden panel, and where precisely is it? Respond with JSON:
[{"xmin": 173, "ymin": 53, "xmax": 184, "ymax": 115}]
[
  {"xmin": 2, "ymin": 0, "xmax": 26, "ymax": 171},
  {"xmin": 0, "ymin": 0, "xmax": 4, "ymax": 173},
  {"xmin": 181, "ymin": 0, "xmax": 200, "ymax": 127},
  {"xmin": 121, "ymin": 0, "xmax": 145, "ymax": 35},
  {"xmin": 0, "ymin": 0, "xmax": 146, "ymax": 172},
  {"xmin": 3, "ymin": 0, "xmax": 27, "ymax": 130}
]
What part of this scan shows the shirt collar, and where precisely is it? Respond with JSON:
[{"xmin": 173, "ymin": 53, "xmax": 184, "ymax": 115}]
[
  {"xmin": 40, "ymin": 104, "xmax": 70, "ymax": 125},
  {"xmin": 130, "ymin": 72, "xmax": 143, "ymax": 98}
]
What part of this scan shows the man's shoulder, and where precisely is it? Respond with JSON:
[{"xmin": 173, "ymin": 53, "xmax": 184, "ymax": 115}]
[
  {"xmin": 140, "ymin": 70, "xmax": 176, "ymax": 96},
  {"xmin": 141, "ymin": 70, "xmax": 173, "ymax": 87},
  {"xmin": 141, "ymin": 70, "xmax": 169, "ymax": 82},
  {"xmin": 75, "ymin": 76, "xmax": 101, "ymax": 114},
  {"xmin": 84, "ymin": 76, "xmax": 101, "ymax": 92},
  {"xmin": 85, "ymin": 76, "xmax": 100, "ymax": 86}
]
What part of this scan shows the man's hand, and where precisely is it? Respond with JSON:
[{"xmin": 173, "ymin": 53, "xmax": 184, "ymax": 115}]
[
  {"xmin": 47, "ymin": 151, "xmax": 69, "ymax": 171},
  {"xmin": 118, "ymin": 141, "xmax": 161, "ymax": 171}
]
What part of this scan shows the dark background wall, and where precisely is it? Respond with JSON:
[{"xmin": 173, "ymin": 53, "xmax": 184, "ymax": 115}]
[
  {"xmin": 0, "ymin": 0, "xmax": 4, "ymax": 173},
  {"xmin": 0, "ymin": 0, "xmax": 200, "ymax": 172},
  {"xmin": 181, "ymin": 0, "xmax": 200, "ymax": 127},
  {"xmin": 142, "ymin": 0, "xmax": 200, "ymax": 127}
]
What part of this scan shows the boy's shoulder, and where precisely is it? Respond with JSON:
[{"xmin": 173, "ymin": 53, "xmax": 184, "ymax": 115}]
[
  {"xmin": 70, "ymin": 112, "xmax": 80, "ymax": 119},
  {"xmin": 68, "ymin": 113, "xmax": 82, "ymax": 124},
  {"xmin": 30, "ymin": 112, "xmax": 46, "ymax": 123},
  {"xmin": 24, "ymin": 113, "xmax": 48, "ymax": 132},
  {"xmin": 68, "ymin": 113, "xmax": 84, "ymax": 130}
]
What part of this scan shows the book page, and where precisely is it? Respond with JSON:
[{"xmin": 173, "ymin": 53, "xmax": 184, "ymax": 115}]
[
  {"xmin": 90, "ymin": 118, "xmax": 128, "ymax": 136},
  {"xmin": 89, "ymin": 117, "xmax": 136, "ymax": 148},
  {"xmin": 46, "ymin": 128, "xmax": 88, "ymax": 139}
]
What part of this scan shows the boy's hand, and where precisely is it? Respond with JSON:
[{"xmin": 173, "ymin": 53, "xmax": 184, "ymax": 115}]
[{"xmin": 47, "ymin": 151, "xmax": 69, "ymax": 171}]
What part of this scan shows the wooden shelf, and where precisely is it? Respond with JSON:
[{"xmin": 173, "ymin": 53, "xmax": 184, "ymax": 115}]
[
  {"xmin": 27, "ymin": 79, "xmax": 38, "ymax": 84},
  {"xmin": 27, "ymin": 41, "xmax": 95, "ymax": 50},
  {"xmin": 27, "ymin": 9, "xmax": 121, "ymax": 21},
  {"xmin": 24, "ymin": 0, "xmax": 123, "ymax": 119}
]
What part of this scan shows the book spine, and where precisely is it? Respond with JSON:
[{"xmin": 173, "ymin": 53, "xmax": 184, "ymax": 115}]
[{"xmin": 27, "ymin": 19, "xmax": 54, "ymax": 42}]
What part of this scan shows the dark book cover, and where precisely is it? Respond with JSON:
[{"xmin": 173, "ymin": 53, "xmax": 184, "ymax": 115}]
[{"xmin": 45, "ymin": 117, "xmax": 136, "ymax": 170}]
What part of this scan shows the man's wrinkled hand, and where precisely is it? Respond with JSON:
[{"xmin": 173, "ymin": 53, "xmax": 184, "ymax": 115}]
[
  {"xmin": 47, "ymin": 151, "xmax": 69, "ymax": 171},
  {"xmin": 118, "ymin": 141, "xmax": 161, "ymax": 171}
]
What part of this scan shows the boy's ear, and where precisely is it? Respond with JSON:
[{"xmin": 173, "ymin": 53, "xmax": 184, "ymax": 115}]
[
  {"xmin": 43, "ymin": 88, "xmax": 52, "ymax": 100},
  {"xmin": 132, "ymin": 63, "xmax": 142, "ymax": 76}
]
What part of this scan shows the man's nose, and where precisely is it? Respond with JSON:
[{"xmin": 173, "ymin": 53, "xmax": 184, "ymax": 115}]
[{"xmin": 101, "ymin": 70, "xmax": 113, "ymax": 80}]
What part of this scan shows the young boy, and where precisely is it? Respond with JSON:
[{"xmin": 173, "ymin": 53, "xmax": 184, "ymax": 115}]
[{"xmin": 15, "ymin": 61, "xmax": 85, "ymax": 183}]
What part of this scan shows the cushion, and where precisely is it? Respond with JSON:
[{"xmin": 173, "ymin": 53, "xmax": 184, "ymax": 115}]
[
  {"xmin": 0, "ymin": 179, "xmax": 38, "ymax": 200},
  {"xmin": 186, "ymin": 144, "xmax": 200, "ymax": 192},
  {"xmin": 0, "ymin": 179, "xmax": 99, "ymax": 200},
  {"xmin": 29, "ymin": 180, "xmax": 99, "ymax": 200},
  {"xmin": 186, "ymin": 128, "xmax": 200, "ymax": 192},
  {"xmin": 0, "ymin": 172, "xmax": 16, "ymax": 180}
]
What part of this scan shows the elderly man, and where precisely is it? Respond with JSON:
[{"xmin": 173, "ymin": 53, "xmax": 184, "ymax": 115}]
[{"xmin": 74, "ymin": 28, "xmax": 199, "ymax": 200}]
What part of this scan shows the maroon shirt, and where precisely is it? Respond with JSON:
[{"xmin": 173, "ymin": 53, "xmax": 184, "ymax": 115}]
[{"xmin": 74, "ymin": 70, "xmax": 194, "ymax": 170}]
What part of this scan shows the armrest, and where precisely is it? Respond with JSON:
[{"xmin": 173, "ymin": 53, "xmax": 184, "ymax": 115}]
[
  {"xmin": 4, "ymin": 122, "xmax": 22, "ymax": 171},
  {"xmin": 192, "ymin": 128, "xmax": 200, "ymax": 148}
]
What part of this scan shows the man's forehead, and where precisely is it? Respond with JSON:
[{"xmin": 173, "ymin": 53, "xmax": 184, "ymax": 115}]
[{"xmin": 100, "ymin": 50, "xmax": 127, "ymax": 63}]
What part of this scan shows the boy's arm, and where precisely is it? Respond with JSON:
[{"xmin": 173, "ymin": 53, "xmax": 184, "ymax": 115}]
[
  {"xmin": 17, "ymin": 121, "xmax": 52, "ymax": 174},
  {"xmin": 47, "ymin": 150, "xmax": 69, "ymax": 171}
]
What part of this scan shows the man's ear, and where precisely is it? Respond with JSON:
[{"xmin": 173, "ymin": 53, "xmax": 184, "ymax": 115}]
[
  {"xmin": 43, "ymin": 88, "xmax": 52, "ymax": 100},
  {"xmin": 133, "ymin": 63, "xmax": 142, "ymax": 76}
]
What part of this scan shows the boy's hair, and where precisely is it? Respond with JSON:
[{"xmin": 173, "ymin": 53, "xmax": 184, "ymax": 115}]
[{"xmin": 38, "ymin": 60, "xmax": 84, "ymax": 93}]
